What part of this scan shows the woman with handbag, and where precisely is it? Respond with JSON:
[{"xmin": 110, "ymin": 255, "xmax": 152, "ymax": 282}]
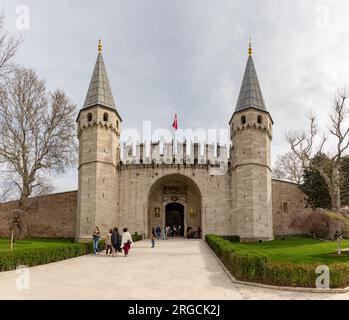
[{"xmin": 121, "ymin": 228, "xmax": 133, "ymax": 257}]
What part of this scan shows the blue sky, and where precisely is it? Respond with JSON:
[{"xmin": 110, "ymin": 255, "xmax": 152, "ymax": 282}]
[{"xmin": 1, "ymin": 0, "xmax": 349, "ymax": 192}]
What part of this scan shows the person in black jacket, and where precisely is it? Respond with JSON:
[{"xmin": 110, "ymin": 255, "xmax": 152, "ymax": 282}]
[{"xmin": 111, "ymin": 228, "xmax": 121, "ymax": 257}]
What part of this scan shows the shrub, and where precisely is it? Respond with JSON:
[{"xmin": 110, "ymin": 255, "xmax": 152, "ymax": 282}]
[
  {"xmin": 132, "ymin": 233, "xmax": 143, "ymax": 242},
  {"xmin": 0, "ymin": 239, "xmax": 109, "ymax": 272},
  {"xmin": 222, "ymin": 235, "xmax": 240, "ymax": 242},
  {"xmin": 206, "ymin": 234, "xmax": 349, "ymax": 288},
  {"xmin": 0, "ymin": 242, "xmax": 93, "ymax": 272}
]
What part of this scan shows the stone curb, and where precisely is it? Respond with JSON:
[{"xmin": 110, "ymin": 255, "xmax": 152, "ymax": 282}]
[{"xmin": 204, "ymin": 241, "xmax": 349, "ymax": 294}]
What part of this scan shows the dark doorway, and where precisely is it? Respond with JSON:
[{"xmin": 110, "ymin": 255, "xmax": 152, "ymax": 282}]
[{"xmin": 165, "ymin": 203, "xmax": 184, "ymax": 237}]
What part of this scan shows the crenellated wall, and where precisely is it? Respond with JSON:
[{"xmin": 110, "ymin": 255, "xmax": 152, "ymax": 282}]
[{"xmin": 120, "ymin": 142, "xmax": 229, "ymax": 166}]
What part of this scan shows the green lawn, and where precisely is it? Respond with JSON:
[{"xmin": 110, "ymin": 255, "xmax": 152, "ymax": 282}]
[
  {"xmin": 228, "ymin": 237, "xmax": 349, "ymax": 265},
  {"xmin": 0, "ymin": 238, "xmax": 75, "ymax": 252}
]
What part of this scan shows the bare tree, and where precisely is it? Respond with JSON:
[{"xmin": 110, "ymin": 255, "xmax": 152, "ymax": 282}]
[
  {"xmin": 286, "ymin": 89, "xmax": 349, "ymax": 211},
  {"xmin": 273, "ymin": 151, "xmax": 303, "ymax": 184},
  {"xmin": 0, "ymin": 14, "xmax": 22, "ymax": 78},
  {"xmin": 0, "ymin": 67, "xmax": 77, "ymax": 238}
]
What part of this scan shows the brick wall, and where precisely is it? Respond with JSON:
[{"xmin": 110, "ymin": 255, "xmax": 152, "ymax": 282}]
[
  {"xmin": 272, "ymin": 179, "xmax": 312, "ymax": 236},
  {"xmin": 0, "ymin": 191, "xmax": 77, "ymax": 238}
]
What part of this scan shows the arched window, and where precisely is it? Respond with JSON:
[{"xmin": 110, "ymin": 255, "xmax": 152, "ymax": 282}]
[
  {"xmin": 116, "ymin": 120, "xmax": 119, "ymax": 129},
  {"xmin": 241, "ymin": 115, "xmax": 246, "ymax": 125},
  {"xmin": 87, "ymin": 113, "xmax": 92, "ymax": 122},
  {"xmin": 103, "ymin": 113, "xmax": 109, "ymax": 122},
  {"xmin": 257, "ymin": 115, "xmax": 262, "ymax": 124}
]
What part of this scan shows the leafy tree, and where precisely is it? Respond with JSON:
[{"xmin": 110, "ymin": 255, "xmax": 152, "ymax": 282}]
[
  {"xmin": 301, "ymin": 155, "xmax": 349, "ymax": 209},
  {"xmin": 301, "ymin": 158, "xmax": 331, "ymax": 209}
]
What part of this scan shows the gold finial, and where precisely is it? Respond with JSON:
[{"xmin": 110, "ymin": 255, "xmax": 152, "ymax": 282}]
[
  {"xmin": 98, "ymin": 39, "xmax": 102, "ymax": 53},
  {"xmin": 248, "ymin": 38, "xmax": 252, "ymax": 56}
]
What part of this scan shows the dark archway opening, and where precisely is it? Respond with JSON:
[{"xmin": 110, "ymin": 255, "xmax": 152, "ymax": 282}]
[{"xmin": 165, "ymin": 203, "xmax": 184, "ymax": 237}]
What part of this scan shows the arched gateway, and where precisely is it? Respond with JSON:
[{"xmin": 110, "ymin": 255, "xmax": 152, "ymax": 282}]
[{"xmin": 147, "ymin": 174, "xmax": 202, "ymax": 238}]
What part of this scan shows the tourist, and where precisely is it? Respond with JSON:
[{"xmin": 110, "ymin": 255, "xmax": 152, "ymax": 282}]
[
  {"xmin": 197, "ymin": 226, "xmax": 202, "ymax": 239},
  {"xmin": 156, "ymin": 226, "xmax": 161, "ymax": 240},
  {"xmin": 151, "ymin": 228, "xmax": 156, "ymax": 248},
  {"xmin": 186, "ymin": 227, "xmax": 192, "ymax": 239},
  {"xmin": 92, "ymin": 227, "xmax": 100, "ymax": 255},
  {"xmin": 178, "ymin": 225, "xmax": 182, "ymax": 237},
  {"xmin": 162, "ymin": 226, "xmax": 167, "ymax": 240},
  {"xmin": 111, "ymin": 228, "xmax": 121, "ymax": 257},
  {"xmin": 173, "ymin": 225, "xmax": 177, "ymax": 237},
  {"xmin": 171, "ymin": 226, "xmax": 175, "ymax": 238},
  {"xmin": 105, "ymin": 229, "xmax": 113, "ymax": 255},
  {"xmin": 166, "ymin": 226, "xmax": 171, "ymax": 238},
  {"xmin": 121, "ymin": 228, "xmax": 133, "ymax": 257}
]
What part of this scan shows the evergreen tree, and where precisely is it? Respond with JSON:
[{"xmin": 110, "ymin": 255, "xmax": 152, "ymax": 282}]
[{"xmin": 301, "ymin": 155, "xmax": 349, "ymax": 209}]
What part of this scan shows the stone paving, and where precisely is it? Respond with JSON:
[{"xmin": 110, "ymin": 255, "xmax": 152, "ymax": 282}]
[{"xmin": 0, "ymin": 239, "xmax": 348, "ymax": 300}]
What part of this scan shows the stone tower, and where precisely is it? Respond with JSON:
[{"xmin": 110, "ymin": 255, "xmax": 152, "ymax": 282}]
[
  {"xmin": 76, "ymin": 41, "xmax": 122, "ymax": 242},
  {"xmin": 230, "ymin": 42, "xmax": 274, "ymax": 242}
]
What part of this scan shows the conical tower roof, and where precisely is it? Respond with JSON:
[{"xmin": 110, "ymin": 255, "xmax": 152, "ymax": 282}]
[
  {"xmin": 83, "ymin": 40, "xmax": 116, "ymax": 110},
  {"xmin": 235, "ymin": 42, "xmax": 267, "ymax": 113}
]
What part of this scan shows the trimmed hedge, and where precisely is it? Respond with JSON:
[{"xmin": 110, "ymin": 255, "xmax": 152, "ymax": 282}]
[
  {"xmin": 0, "ymin": 242, "xmax": 92, "ymax": 272},
  {"xmin": 206, "ymin": 234, "xmax": 349, "ymax": 289},
  {"xmin": 222, "ymin": 235, "xmax": 240, "ymax": 243},
  {"xmin": 0, "ymin": 240, "xmax": 108, "ymax": 272},
  {"xmin": 132, "ymin": 233, "xmax": 143, "ymax": 242}
]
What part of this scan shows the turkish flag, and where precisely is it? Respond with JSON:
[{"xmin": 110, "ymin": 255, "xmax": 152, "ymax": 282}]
[{"xmin": 172, "ymin": 113, "xmax": 178, "ymax": 130}]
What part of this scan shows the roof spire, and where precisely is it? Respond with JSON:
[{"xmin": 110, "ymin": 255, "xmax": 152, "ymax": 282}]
[
  {"xmin": 83, "ymin": 41, "xmax": 116, "ymax": 110},
  {"xmin": 248, "ymin": 37, "xmax": 252, "ymax": 56},
  {"xmin": 234, "ymin": 41, "xmax": 267, "ymax": 113}
]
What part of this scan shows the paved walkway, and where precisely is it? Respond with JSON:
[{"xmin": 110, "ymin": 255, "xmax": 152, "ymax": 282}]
[{"xmin": 0, "ymin": 239, "xmax": 348, "ymax": 300}]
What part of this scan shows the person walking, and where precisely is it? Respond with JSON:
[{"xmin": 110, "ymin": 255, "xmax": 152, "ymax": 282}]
[
  {"xmin": 197, "ymin": 226, "xmax": 202, "ymax": 239},
  {"xmin": 121, "ymin": 228, "xmax": 133, "ymax": 257},
  {"xmin": 156, "ymin": 226, "xmax": 161, "ymax": 240},
  {"xmin": 162, "ymin": 226, "xmax": 167, "ymax": 240},
  {"xmin": 111, "ymin": 228, "xmax": 121, "ymax": 257},
  {"xmin": 92, "ymin": 227, "xmax": 100, "ymax": 255},
  {"xmin": 151, "ymin": 228, "xmax": 156, "ymax": 248},
  {"xmin": 105, "ymin": 229, "xmax": 113, "ymax": 255},
  {"xmin": 173, "ymin": 225, "xmax": 177, "ymax": 237}
]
